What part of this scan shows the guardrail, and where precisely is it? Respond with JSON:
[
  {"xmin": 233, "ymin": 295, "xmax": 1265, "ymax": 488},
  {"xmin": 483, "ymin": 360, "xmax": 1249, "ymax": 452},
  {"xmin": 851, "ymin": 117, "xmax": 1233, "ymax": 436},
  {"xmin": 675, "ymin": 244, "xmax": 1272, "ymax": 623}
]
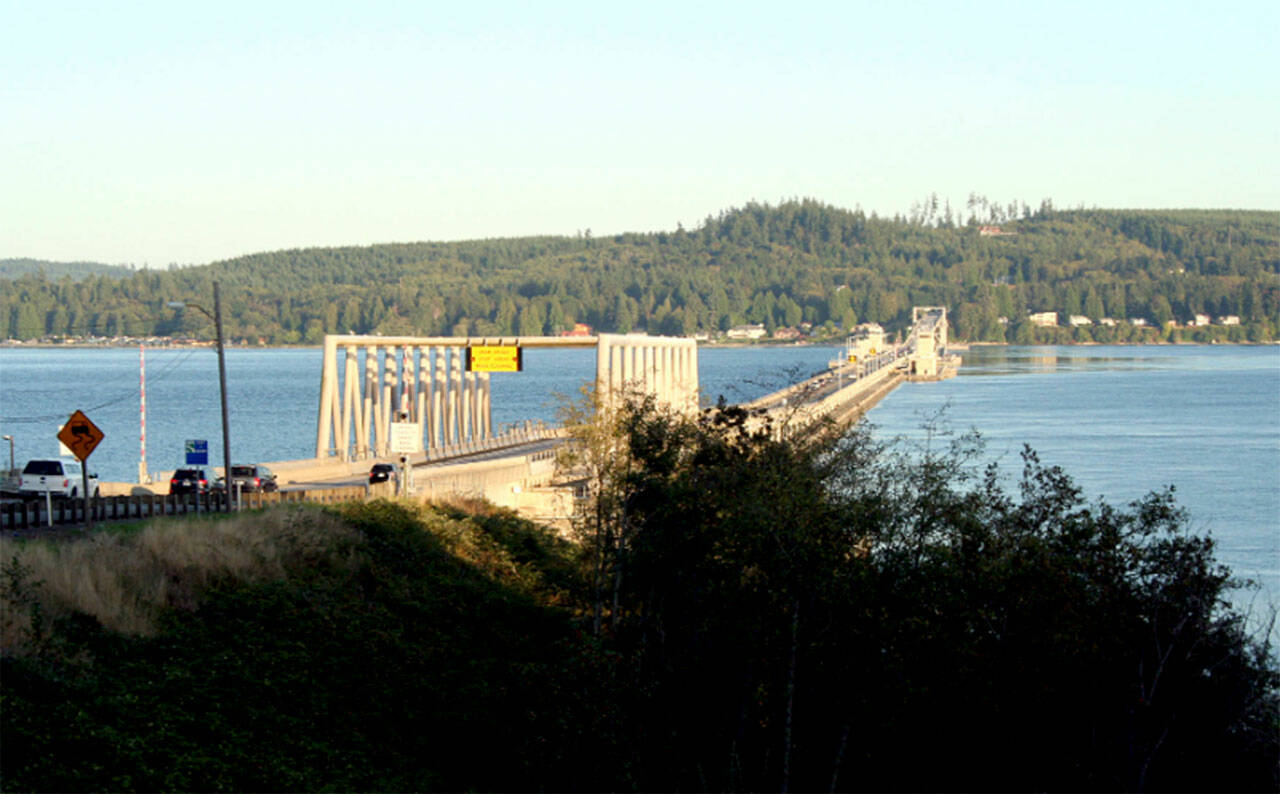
[{"xmin": 1, "ymin": 486, "xmax": 378, "ymax": 532}]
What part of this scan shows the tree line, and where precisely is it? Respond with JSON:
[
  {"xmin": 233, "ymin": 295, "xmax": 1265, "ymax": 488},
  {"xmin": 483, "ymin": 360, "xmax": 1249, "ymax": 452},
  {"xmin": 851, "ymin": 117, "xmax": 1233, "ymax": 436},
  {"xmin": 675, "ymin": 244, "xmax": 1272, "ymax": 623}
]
[{"xmin": 4, "ymin": 200, "xmax": 1277, "ymax": 344}]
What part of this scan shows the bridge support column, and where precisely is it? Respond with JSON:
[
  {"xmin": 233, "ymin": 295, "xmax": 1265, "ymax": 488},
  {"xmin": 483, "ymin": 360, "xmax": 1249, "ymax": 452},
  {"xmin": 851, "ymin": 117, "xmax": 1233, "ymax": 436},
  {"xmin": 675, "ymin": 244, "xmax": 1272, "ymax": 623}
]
[
  {"xmin": 609, "ymin": 343, "xmax": 623, "ymax": 406},
  {"xmin": 377, "ymin": 348, "xmax": 398, "ymax": 457},
  {"xmin": 339, "ymin": 346, "xmax": 358, "ymax": 461},
  {"xmin": 441, "ymin": 348, "xmax": 453, "ymax": 446},
  {"xmin": 449, "ymin": 348, "xmax": 463, "ymax": 444},
  {"xmin": 462, "ymin": 370, "xmax": 474, "ymax": 442},
  {"xmin": 317, "ymin": 335, "xmax": 339, "ymax": 459},
  {"xmin": 431, "ymin": 346, "xmax": 445, "ymax": 450},
  {"xmin": 415, "ymin": 346, "xmax": 428, "ymax": 430},
  {"xmin": 594, "ymin": 334, "xmax": 699, "ymax": 416},
  {"xmin": 596, "ymin": 338, "xmax": 610, "ymax": 408},
  {"xmin": 361, "ymin": 345, "xmax": 378, "ymax": 458},
  {"xmin": 400, "ymin": 345, "xmax": 415, "ymax": 420},
  {"xmin": 479, "ymin": 372, "xmax": 491, "ymax": 438}
]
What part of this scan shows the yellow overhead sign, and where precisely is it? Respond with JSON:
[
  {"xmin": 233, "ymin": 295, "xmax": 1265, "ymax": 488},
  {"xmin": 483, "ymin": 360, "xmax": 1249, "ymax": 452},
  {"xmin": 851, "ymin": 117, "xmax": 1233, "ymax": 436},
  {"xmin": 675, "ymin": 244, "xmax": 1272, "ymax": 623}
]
[{"xmin": 466, "ymin": 345, "xmax": 522, "ymax": 372}]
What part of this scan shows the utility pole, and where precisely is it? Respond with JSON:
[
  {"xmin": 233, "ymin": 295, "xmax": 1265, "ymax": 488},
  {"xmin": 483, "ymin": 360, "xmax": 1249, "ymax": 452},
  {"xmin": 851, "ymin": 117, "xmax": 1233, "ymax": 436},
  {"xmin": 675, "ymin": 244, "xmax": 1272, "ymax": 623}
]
[
  {"xmin": 213, "ymin": 283, "xmax": 232, "ymax": 511},
  {"xmin": 168, "ymin": 281, "xmax": 233, "ymax": 511}
]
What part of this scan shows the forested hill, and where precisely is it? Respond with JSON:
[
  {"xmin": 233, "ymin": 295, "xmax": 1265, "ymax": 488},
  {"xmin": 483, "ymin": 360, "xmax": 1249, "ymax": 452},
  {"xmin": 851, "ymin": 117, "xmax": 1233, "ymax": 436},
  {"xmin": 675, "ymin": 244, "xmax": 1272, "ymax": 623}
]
[
  {"xmin": 0, "ymin": 258, "xmax": 135, "ymax": 282},
  {"xmin": 4, "ymin": 201, "xmax": 1278, "ymax": 344}
]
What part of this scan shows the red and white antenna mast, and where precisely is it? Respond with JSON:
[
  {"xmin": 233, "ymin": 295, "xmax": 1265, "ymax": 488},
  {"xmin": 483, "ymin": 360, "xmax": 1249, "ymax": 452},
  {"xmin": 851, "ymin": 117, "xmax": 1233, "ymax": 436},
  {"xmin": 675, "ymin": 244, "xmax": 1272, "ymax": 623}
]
[{"xmin": 139, "ymin": 343, "xmax": 149, "ymax": 483}]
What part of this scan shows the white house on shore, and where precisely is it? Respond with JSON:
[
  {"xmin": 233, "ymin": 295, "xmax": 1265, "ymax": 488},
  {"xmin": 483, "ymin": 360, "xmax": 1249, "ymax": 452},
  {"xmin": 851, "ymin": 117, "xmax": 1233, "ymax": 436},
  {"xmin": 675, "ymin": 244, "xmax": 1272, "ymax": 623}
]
[{"xmin": 726, "ymin": 324, "xmax": 767, "ymax": 340}]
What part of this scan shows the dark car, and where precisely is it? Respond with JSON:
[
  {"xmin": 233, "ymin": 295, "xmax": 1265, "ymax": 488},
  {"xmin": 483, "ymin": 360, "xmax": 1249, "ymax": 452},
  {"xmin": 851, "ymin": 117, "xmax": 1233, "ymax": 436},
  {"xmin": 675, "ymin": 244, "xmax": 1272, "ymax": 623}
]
[
  {"xmin": 169, "ymin": 468, "xmax": 210, "ymax": 496},
  {"xmin": 213, "ymin": 464, "xmax": 279, "ymax": 494},
  {"xmin": 369, "ymin": 463, "xmax": 397, "ymax": 484}
]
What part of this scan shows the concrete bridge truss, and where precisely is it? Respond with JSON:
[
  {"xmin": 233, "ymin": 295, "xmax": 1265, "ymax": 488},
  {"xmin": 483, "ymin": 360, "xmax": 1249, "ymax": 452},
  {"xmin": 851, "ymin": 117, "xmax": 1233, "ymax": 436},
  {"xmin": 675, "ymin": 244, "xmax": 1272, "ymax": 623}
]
[{"xmin": 315, "ymin": 333, "xmax": 699, "ymax": 461}]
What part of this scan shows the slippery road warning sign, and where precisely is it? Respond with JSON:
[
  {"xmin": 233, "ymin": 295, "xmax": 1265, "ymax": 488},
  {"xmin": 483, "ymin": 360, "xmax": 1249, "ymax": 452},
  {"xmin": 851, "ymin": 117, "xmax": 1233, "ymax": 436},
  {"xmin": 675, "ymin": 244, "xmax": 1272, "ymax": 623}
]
[{"xmin": 58, "ymin": 410, "xmax": 105, "ymax": 461}]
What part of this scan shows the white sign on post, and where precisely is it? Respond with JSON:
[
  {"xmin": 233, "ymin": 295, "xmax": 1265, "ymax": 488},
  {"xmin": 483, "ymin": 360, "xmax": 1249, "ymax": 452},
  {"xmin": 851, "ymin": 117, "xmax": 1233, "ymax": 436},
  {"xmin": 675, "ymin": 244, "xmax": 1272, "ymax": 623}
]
[{"xmin": 388, "ymin": 422, "xmax": 422, "ymax": 454}]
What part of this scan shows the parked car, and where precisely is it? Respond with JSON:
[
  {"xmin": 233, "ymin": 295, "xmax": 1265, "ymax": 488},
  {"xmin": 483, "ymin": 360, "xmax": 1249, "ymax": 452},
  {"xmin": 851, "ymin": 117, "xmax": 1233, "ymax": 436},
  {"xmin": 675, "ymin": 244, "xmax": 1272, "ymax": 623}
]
[
  {"xmin": 369, "ymin": 463, "xmax": 397, "ymax": 484},
  {"xmin": 169, "ymin": 468, "xmax": 210, "ymax": 496},
  {"xmin": 212, "ymin": 464, "xmax": 279, "ymax": 494},
  {"xmin": 18, "ymin": 458, "xmax": 99, "ymax": 500}
]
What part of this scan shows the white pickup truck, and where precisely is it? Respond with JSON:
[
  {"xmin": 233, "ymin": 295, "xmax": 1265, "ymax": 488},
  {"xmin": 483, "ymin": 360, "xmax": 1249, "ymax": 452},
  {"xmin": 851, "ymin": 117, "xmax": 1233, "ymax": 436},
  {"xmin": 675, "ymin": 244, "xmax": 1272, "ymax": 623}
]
[{"xmin": 18, "ymin": 458, "xmax": 100, "ymax": 500}]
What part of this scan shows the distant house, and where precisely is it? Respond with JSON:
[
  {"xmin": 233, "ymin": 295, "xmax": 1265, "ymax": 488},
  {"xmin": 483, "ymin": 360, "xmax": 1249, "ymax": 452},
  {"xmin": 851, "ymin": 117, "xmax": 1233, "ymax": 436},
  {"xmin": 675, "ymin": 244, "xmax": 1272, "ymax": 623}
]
[
  {"xmin": 1192, "ymin": 314, "xmax": 1211, "ymax": 327},
  {"xmin": 558, "ymin": 322, "xmax": 594, "ymax": 337},
  {"xmin": 978, "ymin": 225, "xmax": 1017, "ymax": 236},
  {"xmin": 1028, "ymin": 311, "xmax": 1058, "ymax": 327},
  {"xmin": 726, "ymin": 324, "xmax": 767, "ymax": 340},
  {"xmin": 1218, "ymin": 315, "xmax": 1241, "ymax": 326},
  {"xmin": 772, "ymin": 327, "xmax": 802, "ymax": 340},
  {"xmin": 1068, "ymin": 315, "xmax": 1093, "ymax": 327},
  {"xmin": 1099, "ymin": 317, "xmax": 1117, "ymax": 327},
  {"xmin": 1129, "ymin": 317, "xmax": 1149, "ymax": 327}
]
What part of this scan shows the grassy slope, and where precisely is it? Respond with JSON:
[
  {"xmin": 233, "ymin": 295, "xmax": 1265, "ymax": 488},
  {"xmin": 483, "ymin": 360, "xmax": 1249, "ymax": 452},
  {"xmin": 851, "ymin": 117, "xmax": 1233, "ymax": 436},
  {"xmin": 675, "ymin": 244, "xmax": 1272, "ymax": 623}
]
[{"xmin": 1, "ymin": 501, "xmax": 617, "ymax": 792}]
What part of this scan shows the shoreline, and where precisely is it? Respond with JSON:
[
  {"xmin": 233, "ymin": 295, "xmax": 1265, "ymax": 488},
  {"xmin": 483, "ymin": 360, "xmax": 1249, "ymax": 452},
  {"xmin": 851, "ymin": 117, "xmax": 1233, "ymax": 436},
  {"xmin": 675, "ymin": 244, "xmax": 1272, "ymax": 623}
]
[{"xmin": 3, "ymin": 338, "xmax": 1276, "ymax": 351}]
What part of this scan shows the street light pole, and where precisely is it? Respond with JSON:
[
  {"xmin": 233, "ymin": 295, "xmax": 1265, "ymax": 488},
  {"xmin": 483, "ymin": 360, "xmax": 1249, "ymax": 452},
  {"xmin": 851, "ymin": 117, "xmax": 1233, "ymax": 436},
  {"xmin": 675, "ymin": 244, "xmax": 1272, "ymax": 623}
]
[{"xmin": 168, "ymin": 281, "xmax": 234, "ymax": 511}]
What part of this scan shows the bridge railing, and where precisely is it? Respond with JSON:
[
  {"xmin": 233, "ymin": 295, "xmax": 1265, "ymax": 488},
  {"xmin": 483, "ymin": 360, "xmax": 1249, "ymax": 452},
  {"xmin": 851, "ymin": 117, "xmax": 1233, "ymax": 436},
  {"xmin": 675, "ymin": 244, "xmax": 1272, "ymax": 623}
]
[{"xmin": 1, "ymin": 486, "xmax": 381, "ymax": 532}]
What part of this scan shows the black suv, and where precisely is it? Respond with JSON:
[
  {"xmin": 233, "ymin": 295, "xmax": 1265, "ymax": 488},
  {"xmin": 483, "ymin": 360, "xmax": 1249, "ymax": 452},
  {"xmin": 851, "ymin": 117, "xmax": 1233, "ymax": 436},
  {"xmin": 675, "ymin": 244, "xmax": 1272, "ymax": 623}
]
[
  {"xmin": 169, "ymin": 468, "xmax": 210, "ymax": 495},
  {"xmin": 214, "ymin": 464, "xmax": 279, "ymax": 494}
]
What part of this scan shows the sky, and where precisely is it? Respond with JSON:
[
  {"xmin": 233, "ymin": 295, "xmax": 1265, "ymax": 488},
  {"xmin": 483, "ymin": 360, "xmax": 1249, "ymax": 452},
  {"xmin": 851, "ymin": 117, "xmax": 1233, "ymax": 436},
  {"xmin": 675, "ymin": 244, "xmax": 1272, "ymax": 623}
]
[{"xmin": 2, "ymin": 0, "xmax": 1277, "ymax": 267}]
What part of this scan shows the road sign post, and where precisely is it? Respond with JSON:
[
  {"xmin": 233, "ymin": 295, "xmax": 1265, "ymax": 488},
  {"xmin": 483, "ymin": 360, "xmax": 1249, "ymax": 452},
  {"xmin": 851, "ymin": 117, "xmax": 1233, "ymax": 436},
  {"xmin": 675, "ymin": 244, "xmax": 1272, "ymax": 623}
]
[{"xmin": 58, "ymin": 410, "xmax": 104, "ymax": 530}]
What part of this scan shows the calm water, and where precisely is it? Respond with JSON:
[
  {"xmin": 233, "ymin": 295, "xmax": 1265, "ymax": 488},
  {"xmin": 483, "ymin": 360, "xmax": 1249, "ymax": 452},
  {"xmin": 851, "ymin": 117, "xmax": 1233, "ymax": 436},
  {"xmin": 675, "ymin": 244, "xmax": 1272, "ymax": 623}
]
[
  {"xmin": 2, "ymin": 343, "xmax": 1277, "ymax": 624},
  {"xmin": 865, "ymin": 345, "xmax": 1280, "ymax": 628}
]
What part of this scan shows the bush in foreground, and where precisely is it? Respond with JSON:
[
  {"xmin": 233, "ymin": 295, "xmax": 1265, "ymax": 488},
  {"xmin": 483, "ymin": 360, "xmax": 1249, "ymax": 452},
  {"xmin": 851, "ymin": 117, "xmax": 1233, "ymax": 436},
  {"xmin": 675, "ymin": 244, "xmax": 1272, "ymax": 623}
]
[
  {"xmin": 568, "ymin": 401, "xmax": 1278, "ymax": 792},
  {"xmin": 1, "ymin": 405, "xmax": 1276, "ymax": 792}
]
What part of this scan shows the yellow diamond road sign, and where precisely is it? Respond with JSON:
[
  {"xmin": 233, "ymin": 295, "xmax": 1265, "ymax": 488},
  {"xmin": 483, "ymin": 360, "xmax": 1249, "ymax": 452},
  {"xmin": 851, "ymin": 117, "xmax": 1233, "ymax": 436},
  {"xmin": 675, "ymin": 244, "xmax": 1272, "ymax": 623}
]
[{"xmin": 58, "ymin": 409, "xmax": 105, "ymax": 461}]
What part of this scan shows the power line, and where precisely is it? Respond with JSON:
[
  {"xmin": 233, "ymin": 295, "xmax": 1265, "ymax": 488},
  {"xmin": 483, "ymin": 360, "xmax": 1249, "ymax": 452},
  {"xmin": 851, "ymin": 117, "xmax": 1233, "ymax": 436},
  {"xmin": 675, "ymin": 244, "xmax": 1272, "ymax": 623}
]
[{"xmin": 0, "ymin": 348, "xmax": 203, "ymax": 424}]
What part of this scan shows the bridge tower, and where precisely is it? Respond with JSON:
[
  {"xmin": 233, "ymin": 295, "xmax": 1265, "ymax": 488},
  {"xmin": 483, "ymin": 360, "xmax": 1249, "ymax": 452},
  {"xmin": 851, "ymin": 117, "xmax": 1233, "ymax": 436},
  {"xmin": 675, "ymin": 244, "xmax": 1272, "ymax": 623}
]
[
  {"xmin": 594, "ymin": 333, "xmax": 699, "ymax": 416},
  {"xmin": 316, "ymin": 333, "xmax": 699, "ymax": 462},
  {"xmin": 908, "ymin": 306, "xmax": 949, "ymax": 378}
]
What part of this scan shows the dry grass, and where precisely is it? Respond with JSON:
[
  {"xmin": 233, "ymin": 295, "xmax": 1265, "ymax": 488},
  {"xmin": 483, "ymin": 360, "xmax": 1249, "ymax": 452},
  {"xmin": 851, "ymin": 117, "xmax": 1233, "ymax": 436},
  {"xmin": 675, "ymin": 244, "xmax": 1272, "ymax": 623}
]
[{"xmin": 1, "ymin": 504, "xmax": 362, "ymax": 655}]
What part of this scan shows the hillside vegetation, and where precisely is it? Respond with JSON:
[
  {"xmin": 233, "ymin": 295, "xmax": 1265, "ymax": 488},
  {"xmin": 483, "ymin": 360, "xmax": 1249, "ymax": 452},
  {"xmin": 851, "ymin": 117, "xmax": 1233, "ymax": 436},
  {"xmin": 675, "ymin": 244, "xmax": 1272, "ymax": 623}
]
[
  {"xmin": 4, "ymin": 200, "xmax": 1277, "ymax": 344},
  {"xmin": 2, "ymin": 403, "xmax": 1276, "ymax": 792},
  {"xmin": 0, "ymin": 258, "xmax": 136, "ymax": 283}
]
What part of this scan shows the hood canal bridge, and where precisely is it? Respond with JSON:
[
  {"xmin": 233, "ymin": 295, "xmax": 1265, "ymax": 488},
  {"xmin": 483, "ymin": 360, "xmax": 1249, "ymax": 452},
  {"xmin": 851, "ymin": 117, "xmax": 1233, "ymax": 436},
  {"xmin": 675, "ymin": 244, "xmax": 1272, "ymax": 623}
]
[{"xmin": 1, "ymin": 308, "xmax": 955, "ymax": 531}]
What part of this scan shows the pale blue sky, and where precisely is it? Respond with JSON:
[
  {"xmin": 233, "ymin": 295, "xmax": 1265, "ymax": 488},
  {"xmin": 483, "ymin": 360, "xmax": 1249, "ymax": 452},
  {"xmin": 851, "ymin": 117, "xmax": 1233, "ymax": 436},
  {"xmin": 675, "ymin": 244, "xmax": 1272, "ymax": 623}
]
[{"xmin": 3, "ymin": 0, "xmax": 1276, "ymax": 266}]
